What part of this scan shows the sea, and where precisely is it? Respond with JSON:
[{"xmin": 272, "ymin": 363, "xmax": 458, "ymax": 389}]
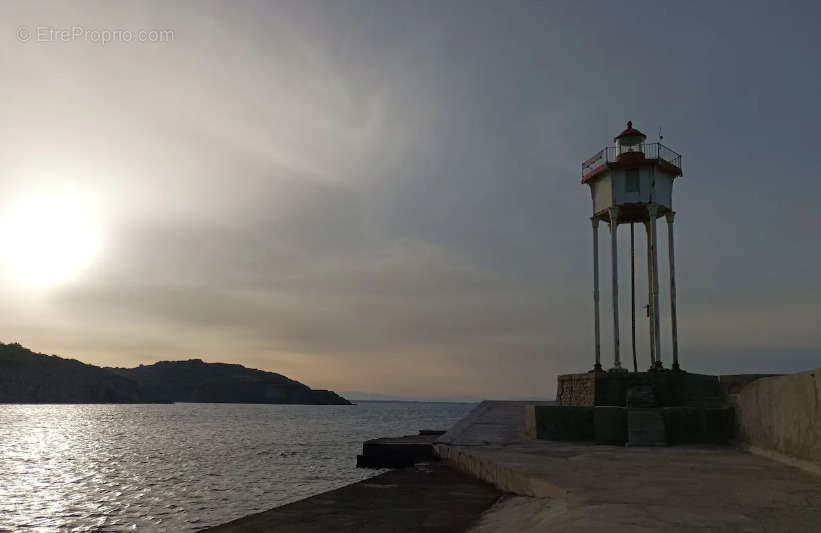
[{"xmin": 0, "ymin": 401, "xmax": 474, "ymax": 532}]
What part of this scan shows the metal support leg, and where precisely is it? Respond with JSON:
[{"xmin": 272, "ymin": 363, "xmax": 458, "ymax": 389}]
[
  {"xmin": 592, "ymin": 217, "xmax": 602, "ymax": 372},
  {"xmin": 648, "ymin": 205, "xmax": 662, "ymax": 370},
  {"xmin": 645, "ymin": 221, "xmax": 656, "ymax": 369},
  {"xmin": 666, "ymin": 212, "xmax": 680, "ymax": 370},
  {"xmin": 630, "ymin": 223, "xmax": 637, "ymax": 373},
  {"xmin": 608, "ymin": 207, "xmax": 625, "ymax": 372}
]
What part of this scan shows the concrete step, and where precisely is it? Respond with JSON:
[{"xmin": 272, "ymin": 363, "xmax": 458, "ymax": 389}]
[
  {"xmin": 628, "ymin": 408, "xmax": 667, "ymax": 446},
  {"xmin": 356, "ymin": 431, "xmax": 444, "ymax": 468}
]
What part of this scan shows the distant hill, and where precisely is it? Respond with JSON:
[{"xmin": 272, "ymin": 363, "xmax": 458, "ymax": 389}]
[
  {"xmin": 0, "ymin": 342, "xmax": 141, "ymax": 403},
  {"xmin": 0, "ymin": 342, "xmax": 350, "ymax": 405},
  {"xmin": 109, "ymin": 359, "xmax": 351, "ymax": 405}
]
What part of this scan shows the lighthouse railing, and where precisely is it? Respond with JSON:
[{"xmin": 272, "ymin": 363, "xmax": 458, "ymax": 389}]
[
  {"xmin": 582, "ymin": 149, "xmax": 606, "ymax": 175},
  {"xmin": 656, "ymin": 143, "xmax": 682, "ymax": 169},
  {"xmin": 582, "ymin": 142, "xmax": 681, "ymax": 177}
]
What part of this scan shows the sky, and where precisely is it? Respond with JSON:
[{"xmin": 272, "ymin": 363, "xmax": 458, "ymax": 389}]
[{"xmin": 0, "ymin": 1, "xmax": 819, "ymax": 400}]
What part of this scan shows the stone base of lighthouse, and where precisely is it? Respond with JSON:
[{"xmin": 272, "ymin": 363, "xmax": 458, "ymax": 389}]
[
  {"xmin": 524, "ymin": 371, "xmax": 746, "ymax": 446},
  {"xmin": 556, "ymin": 371, "xmax": 725, "ymax": 408}
]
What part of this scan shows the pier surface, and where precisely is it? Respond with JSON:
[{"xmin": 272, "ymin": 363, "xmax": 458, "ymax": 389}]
[
  {"xmin": 203, "ymin": 462, "xmax": 499, "ymax": 533},
  {"xmin": 436, "ymin": 401, "xmax": 821, "ymax": 532},
  {"xmin": 206, "ymin": 397, "xmax": 821, "ymax": 532}
]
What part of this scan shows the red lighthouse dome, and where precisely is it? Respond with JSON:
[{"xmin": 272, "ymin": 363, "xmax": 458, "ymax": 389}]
[{"xmin": 613, "ymin": 121, "xmax": 646, "ymax": 142}]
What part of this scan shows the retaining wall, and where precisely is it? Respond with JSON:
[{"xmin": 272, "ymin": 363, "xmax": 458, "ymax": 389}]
[{"xmin": 734, "ymin": 368, "xmax": 821, "ymax": 469}]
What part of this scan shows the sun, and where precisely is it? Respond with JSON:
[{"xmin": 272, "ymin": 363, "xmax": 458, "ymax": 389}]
[{"xmin": 0, "ymin": 196, "xmax": 101, "ymax": 286}]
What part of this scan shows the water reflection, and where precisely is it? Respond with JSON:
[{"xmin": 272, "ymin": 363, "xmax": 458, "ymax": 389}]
[{"xmin": 0, "ymin": 402, "xmax": 471, "ymax": 531}]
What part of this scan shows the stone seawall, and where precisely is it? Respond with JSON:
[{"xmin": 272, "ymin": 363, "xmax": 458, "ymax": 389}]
[
  {"xmin": 734, "ymin": 368, "xmax": 821, "ymax": 470},
  {"xmin": 556, "ymin": 371, "xmax": 724, "ymax": 407}
]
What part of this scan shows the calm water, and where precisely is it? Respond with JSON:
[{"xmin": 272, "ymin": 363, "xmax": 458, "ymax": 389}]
[{"xmin": 0, "ymin": 402, "xmax": 473, "ymax": 532}]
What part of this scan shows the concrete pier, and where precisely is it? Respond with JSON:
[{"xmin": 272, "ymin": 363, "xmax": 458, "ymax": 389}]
[
  {"xmin": 434, "ymin": 400, "xmax": 821, "ymax": 532},
  {"xmin": 203, "ymin": 463, "xmax": 499, "ymax": 533},
  {"xmin": 207, "ymin": 371, "xmax": 821, "ymax": 532}
]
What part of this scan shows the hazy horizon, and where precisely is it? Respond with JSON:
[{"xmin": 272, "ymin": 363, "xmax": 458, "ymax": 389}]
[{"xmin": 1, "ymin": 1, "xmax": 820, "ymax": 400}]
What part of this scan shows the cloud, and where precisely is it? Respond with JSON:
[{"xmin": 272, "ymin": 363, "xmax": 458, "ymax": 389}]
[{"xmin": 1, "ymin": 1, "xmax": 820, "ymax": 398}]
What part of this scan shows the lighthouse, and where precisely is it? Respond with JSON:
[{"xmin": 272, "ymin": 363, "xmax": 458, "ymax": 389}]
[{"xmin": 582, "ymin": 122, "xmax": 683, "ymax": 373}]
